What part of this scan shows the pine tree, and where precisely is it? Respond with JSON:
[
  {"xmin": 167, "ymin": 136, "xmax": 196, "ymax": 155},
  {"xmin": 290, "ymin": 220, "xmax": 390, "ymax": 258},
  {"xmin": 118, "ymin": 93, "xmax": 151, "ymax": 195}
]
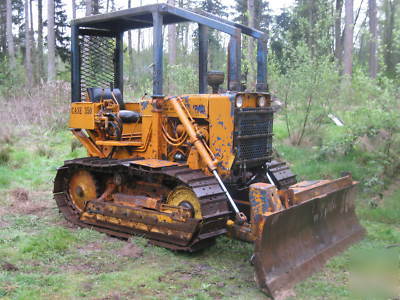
[
  {"xmin": 12, "ymin": 0, "xmax": 24, "ymax": 53},
  {"xmin": 54, "ymin": 0, "xmax": 70, "ymax": 62}
]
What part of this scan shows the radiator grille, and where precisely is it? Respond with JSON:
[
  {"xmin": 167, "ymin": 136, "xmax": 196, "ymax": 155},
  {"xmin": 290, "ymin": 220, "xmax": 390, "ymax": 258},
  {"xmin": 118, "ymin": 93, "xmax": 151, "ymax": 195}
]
[
  {"xmin": 79, "ymin": 35, "xmax": 116, "ymax": 100},
  {"xmin": 238, "ymin": 138, "xmax": 272, "ymax": 160},
  {"xmin": 237, "ymin": 117, "xmax": 273, "ymax": 136},
  {"xmin": 234, "ymin": 107, "xmax": 273, "ymax": 166}
]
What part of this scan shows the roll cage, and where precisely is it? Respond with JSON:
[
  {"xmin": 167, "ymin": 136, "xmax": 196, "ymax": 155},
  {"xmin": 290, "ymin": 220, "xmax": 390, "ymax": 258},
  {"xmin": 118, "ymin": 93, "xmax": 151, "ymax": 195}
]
[{"xmin": 70, "ymin": 3, "xmax": 268, "ymax": 102}]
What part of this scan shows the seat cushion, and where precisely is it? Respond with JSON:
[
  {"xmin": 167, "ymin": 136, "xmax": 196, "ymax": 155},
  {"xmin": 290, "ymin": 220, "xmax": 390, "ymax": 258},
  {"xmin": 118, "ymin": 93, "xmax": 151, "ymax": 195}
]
[
  {"xmin": 118, "ymin": 110, "xmax": 141, "ymax": 123},
  {"xmin": 87, "ymin": 87, "xmax": 125, "ymax": 110}
]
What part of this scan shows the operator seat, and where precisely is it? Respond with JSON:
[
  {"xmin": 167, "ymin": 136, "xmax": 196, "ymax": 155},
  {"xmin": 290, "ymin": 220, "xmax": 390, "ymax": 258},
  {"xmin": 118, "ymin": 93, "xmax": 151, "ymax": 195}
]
[{"xmin": 86, "ymin": 87, "xmax": 141, "ymax": 123}]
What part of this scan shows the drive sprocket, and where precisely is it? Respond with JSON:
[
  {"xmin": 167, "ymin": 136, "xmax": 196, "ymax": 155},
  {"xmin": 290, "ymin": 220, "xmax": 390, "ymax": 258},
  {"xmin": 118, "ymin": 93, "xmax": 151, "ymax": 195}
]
[{"xmin": 67, "ymin": 169, "xmax": 98, "ymax": 212}]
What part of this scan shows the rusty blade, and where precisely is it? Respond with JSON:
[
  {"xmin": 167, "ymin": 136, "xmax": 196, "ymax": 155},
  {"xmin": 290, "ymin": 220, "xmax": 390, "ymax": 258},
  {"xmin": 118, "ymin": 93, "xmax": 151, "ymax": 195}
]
[{"xmin": 253, "ymin": 184, "xmax": 365, "ymax": 298}]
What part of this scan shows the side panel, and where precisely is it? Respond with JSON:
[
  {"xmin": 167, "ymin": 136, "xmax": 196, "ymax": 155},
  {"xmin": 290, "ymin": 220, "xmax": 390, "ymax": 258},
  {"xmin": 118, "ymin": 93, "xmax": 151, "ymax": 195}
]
[
  {"xmin": 163, "ymin": 95, "xmax": 209, "ymax": 119},
  {"xmin": 208, "ymin": 95, "xmax": 235, "ymax": 176},
  {"xmin": 69, "ymin": 102, "xmax": 98, "ymax": 129}
]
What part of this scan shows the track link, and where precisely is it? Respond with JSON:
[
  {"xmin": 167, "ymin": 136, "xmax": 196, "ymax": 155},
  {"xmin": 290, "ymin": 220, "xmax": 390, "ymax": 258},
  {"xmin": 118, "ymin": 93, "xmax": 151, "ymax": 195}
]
[{"xmin": 53, "ymin": 157, "xmax": 231, "ymax": 251}]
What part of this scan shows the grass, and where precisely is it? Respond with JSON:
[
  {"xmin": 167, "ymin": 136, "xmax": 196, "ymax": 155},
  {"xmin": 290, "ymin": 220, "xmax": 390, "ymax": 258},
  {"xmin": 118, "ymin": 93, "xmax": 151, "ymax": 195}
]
[
  {"xmin": 0, "ymin": 112, "xmax": 398, "ymax": 299},
  {"xmin": 0, "ymin": 131, "xmax": 86, "ymax": 192}
]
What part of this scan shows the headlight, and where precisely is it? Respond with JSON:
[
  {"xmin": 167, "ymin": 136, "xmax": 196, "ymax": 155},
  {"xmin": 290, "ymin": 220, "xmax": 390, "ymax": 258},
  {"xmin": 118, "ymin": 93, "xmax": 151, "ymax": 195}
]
[
  {"xmin": 257, "ymin": 96, "xmax": 267, "ymax": 107},
  {"xmin": 236, "ymin": 95, "xmax": 243, "ymax": 108}
]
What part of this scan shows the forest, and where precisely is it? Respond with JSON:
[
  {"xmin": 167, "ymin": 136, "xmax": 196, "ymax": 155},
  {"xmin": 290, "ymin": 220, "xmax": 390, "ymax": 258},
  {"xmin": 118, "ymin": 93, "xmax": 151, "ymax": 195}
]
[{"xmin": 0, "ymin": 0, "xmax": 399, "ymax": 299}]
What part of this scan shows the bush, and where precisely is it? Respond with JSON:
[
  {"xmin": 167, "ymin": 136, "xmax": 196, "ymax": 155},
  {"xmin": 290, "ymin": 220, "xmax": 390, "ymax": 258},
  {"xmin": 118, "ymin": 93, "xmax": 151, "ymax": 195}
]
[
  {"xmin": 270, "ymin": 48, "xmax": 400, "ymax": 192},
  {"xmin": 269, "ymin": 44, "xmax": 340, "ymax": 146}
]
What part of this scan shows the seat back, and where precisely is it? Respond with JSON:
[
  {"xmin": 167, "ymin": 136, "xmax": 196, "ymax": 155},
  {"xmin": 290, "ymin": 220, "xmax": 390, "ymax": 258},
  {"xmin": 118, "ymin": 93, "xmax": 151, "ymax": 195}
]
[{"xmin": 87, "ymin": 87, "xmax": 125, "ymax": 110}]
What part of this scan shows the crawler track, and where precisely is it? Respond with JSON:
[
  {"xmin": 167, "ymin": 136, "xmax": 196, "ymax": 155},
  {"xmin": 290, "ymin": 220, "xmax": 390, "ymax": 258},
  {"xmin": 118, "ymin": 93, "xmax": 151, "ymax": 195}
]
[{"xmin": 53, "ymin": 157, "xmax": 231, "ymax": 252}]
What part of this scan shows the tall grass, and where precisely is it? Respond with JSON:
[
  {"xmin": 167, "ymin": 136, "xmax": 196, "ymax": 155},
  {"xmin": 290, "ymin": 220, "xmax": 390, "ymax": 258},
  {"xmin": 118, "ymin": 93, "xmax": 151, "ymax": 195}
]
[{"xmin": 0, "ymin": 81, "xmax": 70, "ymax": 141}]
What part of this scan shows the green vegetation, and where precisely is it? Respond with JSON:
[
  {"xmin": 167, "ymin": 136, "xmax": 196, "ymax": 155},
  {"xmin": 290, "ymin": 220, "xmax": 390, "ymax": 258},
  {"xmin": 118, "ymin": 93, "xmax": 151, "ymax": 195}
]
[{"xmin": 0, "ymin": 106, "xmax": 398, "ymax": 298}]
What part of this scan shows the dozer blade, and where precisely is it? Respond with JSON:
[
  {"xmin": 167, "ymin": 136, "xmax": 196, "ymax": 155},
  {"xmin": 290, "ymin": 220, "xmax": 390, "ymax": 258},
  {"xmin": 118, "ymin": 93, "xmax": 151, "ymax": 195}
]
[{"xmin": 253, "ymin": 179, "xmax": 365, "ymax": 298}]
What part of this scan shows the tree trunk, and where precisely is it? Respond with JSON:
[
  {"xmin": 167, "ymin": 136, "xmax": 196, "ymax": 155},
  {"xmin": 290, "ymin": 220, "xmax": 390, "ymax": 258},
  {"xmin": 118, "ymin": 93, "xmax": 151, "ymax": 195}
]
[
  {"xmin": 38, "ymin": 0, "xmax": 44, "ymax": 79},
  {"xmin": 47, "ymin": 0, "xmax": 56, "ymax": 82},
  {"xmin": 247, "ymin": 0, "xmax": 255, "ymax": 89},
  {"xmin": 167, "ymin": 0, "xmax": 176, "ymax": 93},
  {"xmin": 128, "ymin": 0, "xmax": 133, "ymax": 80},
  {"xmin": 368, "ymin": 0, "xmax": 377, "ymax": 78},
  {"xmin": 72, "ymin": 0, "xmax": 77, "ymax": 19},
  {"xmin": 137, "ymin": 0, "xmax": 142, "ymax": 52},
  {"xmin": 167, "ymin": 0, "xmax": 177, "ymax": 66},
  {"xmin": 85, "ymin": 0, "xmax": 92, "ymax": 16},
  {"xmin": 92, "ymin": 0, "xmax": 99, "ymax": 14},
  {"xmin": 343, "ymin": 0, "xmax": 353, "ymax": 76},
  {"xmin": 383, "ymin": 0, "xmax": 396, "ymax": 77},
  {"xmin": 25, "ymin": 0, "xmax": 33, "ymax": 87},
  {"xmin": 334, "ymin": 0, "xmax": 343, "ymax": 62},
  {"xmin": 0, "ymin": 1, "xmax": 7, "ymax": 55},
  {"xmin": 6, "ymin": 0, "xmax": 15, "ymax": 64},
  {"xmin": 29, "ymin": 0, "xmax": 37, "ymax": 83}
]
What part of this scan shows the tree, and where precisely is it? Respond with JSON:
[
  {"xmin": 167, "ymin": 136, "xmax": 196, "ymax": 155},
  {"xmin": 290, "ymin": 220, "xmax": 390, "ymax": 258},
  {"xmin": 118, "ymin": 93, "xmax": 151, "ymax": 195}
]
[
  {"xmin": 382, "ymin": 0, "xmax": 398, "ymax": 78},
  {"xmin": 92, "ymin": 0, "xmax": 100, "ymax": 14},
  {"xmin": 368, "ymin": 0, "xmax": 377, "ymax": 78},
  {"xmin": 6, "ymin": 0, "xmax": 15, "ymax": 64},
  {"xmin": 38, "ymin": 0, "xmax": 44, "ymax": 78},
  {"xmin": 196, "ymin": 0, "xmax": 228, "ymax": 68},
  {"xmin": 12, "ymin": 0, "xmax": 24, "ymax": 52},
  {"xmin": 29, "ymin": 0, "xmax": 37, "ymax": 83},
  {"xmin": 85, "ymin": 0, "xmax": 92, "ymax": 16},
  {"xmin": 343, "ymin": 0, "xmax": 353, "ymax": 76},
  {"xmin": 247, "ymin": 0, "xmax": 255, "ymax": 88},
  {"xmin": 168, "ymin": 0, "xmax": 177, "ymax": 66},
  {"xmin": 106, "ymin": 0, "xmax": 115, "ymax": 12},
  {"xmin": 47, "ymin": 0, "xmax": 56, "ymax": 81},
  {"xmin": 54, "ymin": 0, "xmax": 70, "ymax": 62},
  {"xmin": 137, "ymin": 0, "xmax": 143, "ymax": 52},
  {"xmin": 294, "ymin": 0, "xmax": 332, "ymax": 58},
  {"xmin": 0, "ymin": 1, "xmax": 6, "ymax": 56},
  {"xmin": 334, "ymin": 0, "xmax": 343, "ymax": 62},
  {"xmin": 128, "ymin": 0, "xmax": 133, "ymax": 80},
  {"xmin": 25, "ymin": 0, "xmax": 33, "ymax": 86},
  {"xmin": 72, "ymin": 0, "xmax": 77, "ymax": 19}
]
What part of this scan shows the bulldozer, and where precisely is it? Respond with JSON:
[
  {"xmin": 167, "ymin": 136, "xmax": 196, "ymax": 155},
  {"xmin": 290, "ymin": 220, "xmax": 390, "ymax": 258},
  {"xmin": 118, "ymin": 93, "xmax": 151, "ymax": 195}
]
[{"xmin": 54, "ymin": 4, "xmax": 365, "ymax": 298}]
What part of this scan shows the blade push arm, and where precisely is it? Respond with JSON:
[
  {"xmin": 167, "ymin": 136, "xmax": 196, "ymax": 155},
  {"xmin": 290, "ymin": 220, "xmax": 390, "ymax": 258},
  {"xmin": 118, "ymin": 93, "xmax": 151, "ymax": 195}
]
[{"xmin": 168, "ymin": 97, "xmax": 246, "ymax": 223}]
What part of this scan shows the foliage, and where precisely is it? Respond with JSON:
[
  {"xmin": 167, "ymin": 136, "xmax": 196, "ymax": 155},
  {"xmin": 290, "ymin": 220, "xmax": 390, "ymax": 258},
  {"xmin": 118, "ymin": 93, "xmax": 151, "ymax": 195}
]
[
  {"xmin": 232, "ymin": 0, "xmax": 271, "ymax": 31},
  {"xmin": 43, "ymin": 0, "xmax": 70, "ymax": 62},
  {"xmin": 0, "ymin": 56, "xmax": 26, "ymax": 97},
  {"xmin": 270, "ymin": 44, "xmax": 340, "ymax": 146},
  {"xmin": 54, "ymin": 0, "xmax": 70, "ymax": 62}
]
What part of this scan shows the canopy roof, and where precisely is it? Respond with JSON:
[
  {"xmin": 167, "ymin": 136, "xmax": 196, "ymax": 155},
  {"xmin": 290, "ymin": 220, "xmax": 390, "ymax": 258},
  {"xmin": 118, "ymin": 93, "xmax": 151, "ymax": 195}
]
[{"xmin": 72, "ymin": 3, "xmax": 265, "ymax": 39}]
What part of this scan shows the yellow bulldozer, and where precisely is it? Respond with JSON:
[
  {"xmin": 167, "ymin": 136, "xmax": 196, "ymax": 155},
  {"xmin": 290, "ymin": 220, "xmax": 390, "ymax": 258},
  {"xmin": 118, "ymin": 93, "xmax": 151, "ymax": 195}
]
[{"xmin": 53, "ymin": 4, "xmax": 365, "ymax": 297}]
